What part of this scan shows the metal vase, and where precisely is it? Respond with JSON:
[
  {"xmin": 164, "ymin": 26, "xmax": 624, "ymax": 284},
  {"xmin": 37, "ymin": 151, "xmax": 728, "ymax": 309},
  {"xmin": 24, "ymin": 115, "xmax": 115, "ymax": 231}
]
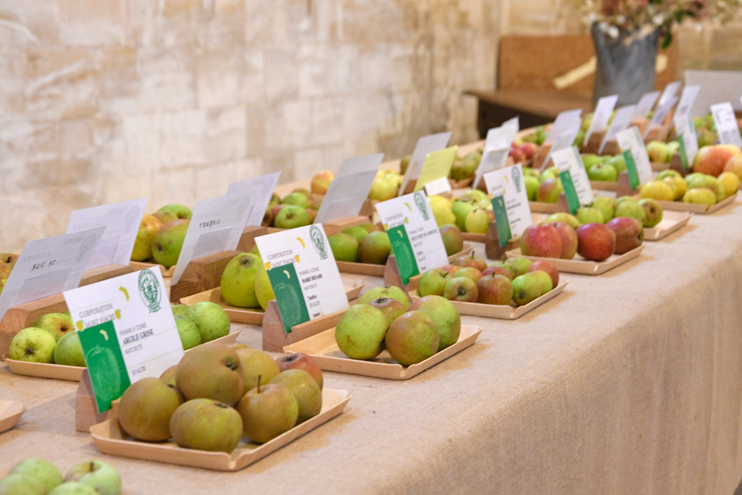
[{"xmin": 591, "ymin": 23, "xmax": 660, "ymax": 106}]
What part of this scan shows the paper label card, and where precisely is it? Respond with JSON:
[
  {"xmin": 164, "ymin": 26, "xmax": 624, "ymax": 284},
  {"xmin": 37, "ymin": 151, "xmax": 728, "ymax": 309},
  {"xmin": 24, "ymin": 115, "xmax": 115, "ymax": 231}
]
[
  {"xmin": 171, "ymin": 195, "xmax": 253, "ymax": 284},
  {"xmin": 583, "ymin": 94, "xmax": 618, "ymax": 147},
  {"xmin": 632, "ymin": 91, "xmax": 660, "ymax": 120},
  {"xmin": 0, "ymin": 227, "xmax": 106, "ymax": 322},
  {"xmin": 645, "ymin": 95, "xmax": 678, "ymax": 138},
  {"xmin": 375, "ymin": 192, "xmax": 449, "ymax": 285},
  {"xmin": 552, "ymin": 146, "xmax": 594, "ymax": 212},
  {"xmin": 483, "ymin": 164, "xmax": 533, "ymax": 247},
  {"xmin": 616, "ymin": 127, "xmax": 653, "ymax": 189},
  {"xmin": 226, "ymin": 172, "xmax": 281, "ymax": 228},
  {"xmin": 64, "ymin": 268, "xmax": 183, "ymax": 412},
  {"xmin": 398, "ymin": 132, "xmax": 452, "ymax": 197},
  {"xmin": 66, "ymin": 198, "xmax": 147, "ymax": 271},
  {"xmin": 473, "ymin": 125, "xmax": 518, "ymax": 188},
  {"xmin": 674, "ymin": 86, "xmax": 702, "ymax": 170},
  {"xmin": 711, "ymin": 102, "xmax": 742, "ymax": 148},
  {"xmin": 424, "ymin": 176, "xmax": 452, "ymax": 197},
  {"xmin": 658, "ymin": 81, "xmax": 681, "ymax": 106},
  {"xmin": 254, "ymin": 225, "xmax": 348, "ymax": 334},
  {"xmin": 600, "ymin": 104, "xmax": 636, "ymax": 154},
  {"xmin": 536, "ymin": 109, "xmax": 582, "ymax": 161},
  {"xmin": 314, "ymin": 153, "xmax": 384, "ymax": 225},
  {"xmin": 414, "ymin": 146, "xmax": 458, "ymax": 192},
  {"xmin": 542, "ymin": 128, "xmax": 580, "ymax": 170}
]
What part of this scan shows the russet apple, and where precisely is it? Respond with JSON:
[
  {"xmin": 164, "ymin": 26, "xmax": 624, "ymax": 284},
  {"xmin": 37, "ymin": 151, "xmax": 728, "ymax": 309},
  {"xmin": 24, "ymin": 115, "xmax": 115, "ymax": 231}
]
[
  {"xmin": 235, "ymin": 346, "xmax": 281, "ymax": 394},
  {"xmin": 384, "ymin": 311, "xmax": 440, "ymax": 366},
  {"xmin": 238, "ymin": 382, "xmax": 298, "ymax": 444},
  {"xmin": 118, "ymin": 377, "xmax": 183, "ymax": 442},
  {"xmin": 520, "ymin": 224, "xmax": 563, "ymax": 259},
  {"xmin": 476, "ymin": 274, "xmax": 513, "ymax": 305},
  {"xmin": 368, "ymin": 297, "xmax": 407, "ymax": 327},
  {"xmin": 152, "ymin": 219, "xmax": 189, "ymax": 268},
  {"xmin": 269, "ymin": 369, "xmax": 322, "ymax": 423},
  {"xmin": 439, "ymin": 224, "xmax": 464, "ymax": 256},
  {"xmin": 526, "ymin": 260, "xmax": 559, "ymax": 287},
  {"xmin": 276, "ymin": 353, "xmax": 323, "ymax": 389},
  {"xmin": 175, "ymin": 344, "xmax": 244, "ymax": 406},
  {"xmin": 576, "ymin": 223, "xmax": 616, "ymax": 261},
  {"xmin": 410, "ymin": 295, "xmax": 461, "ymax": 350},
  {"xmin": 358, "ymin": 285, "xmax": 411, "ymax": 309},
  {"xmin": 170, "ymin": 399, "xmax": 243, "ymax": 453}
]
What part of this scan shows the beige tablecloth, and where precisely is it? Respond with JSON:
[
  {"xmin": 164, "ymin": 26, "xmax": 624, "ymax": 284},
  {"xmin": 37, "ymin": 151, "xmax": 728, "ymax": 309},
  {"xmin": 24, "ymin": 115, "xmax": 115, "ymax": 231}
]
[{"xmin": 2, "ymin": 201, "xmax": 742, "ymax": 494}]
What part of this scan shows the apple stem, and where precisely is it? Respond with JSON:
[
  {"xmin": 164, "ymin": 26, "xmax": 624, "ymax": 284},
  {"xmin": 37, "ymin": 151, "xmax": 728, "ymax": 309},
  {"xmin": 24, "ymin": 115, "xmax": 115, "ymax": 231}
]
[{"xmin": 257, "ymin": 375, "xmax": 262, "ymax": 394}]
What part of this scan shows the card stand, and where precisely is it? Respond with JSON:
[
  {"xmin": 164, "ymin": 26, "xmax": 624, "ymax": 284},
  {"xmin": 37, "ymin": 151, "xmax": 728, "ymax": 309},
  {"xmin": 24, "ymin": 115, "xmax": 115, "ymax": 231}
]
[
  {"xmin": 614, "ymin": 171, "xmax": 640, "ymax": 198},
  {"xmin": 644, "ymin": 124, "xmax": 671, "ymax": 144},
  {"xmin": 75, "ymin": 370, "xmax": 119, "ymax": 432},
  {"xmin": 79, "ymin": 264, "xmax": 133, "ymax": 287},
  {"xmin": 129, "ymin": 262, "xmax": 176, "ymax": 278},
  {"xmin": 528, "ymin": 194, "xmax": 572, "ymax": 215},
  {"xmin": 533, "ymin": 143, "xmax": 553, "ymax": 170},
  {"xmin": 450, "ymin": 178, "xmax": 473, "ymax": 190},
  {"xmin": 600, "ymin": 140, "xmax": 620, "ymax": 156},
  {"xmin": 2, "ymin": 253, "xmax": 20, "ymax": 264},
  {"xmin": 668, "ymin": 153, "xmax": 688, "ymax": 177},
  {"xmin": 0, "ymin": 293, "xmax": 67, "ymax": 359},
  {"xmin": 589, "ymin": 180, "xmax": 618, "ymax": 192},
  {"xmin": 630, "ymin": 118, "xmax": 650, "ymax": 137},
  {"xmin": 484, "ymin": 221, "xmax": 521, "ymax": 261},
  {"xmin": 168, "ymin": 250, "xmax": 241, "ymax": 303},
  {"xmin": 262, "ymin": 301, "xmax": 347, "ymax": 352},
  {"xmin": 0, "ymin": 400, "xmax": 25, "ymax": 434},
  {"xmin": 322, "ymin": 216, "xmax": 371, "ymax": 236},
  {"xmin": 581, "ymin": 130, "xmax": 605, "ymax": 154},
  {"xmin": 651, "ymin": 161, "xmax": 671, "ymax": 172},
  {"xmin": 235, "ymin": 225, "xmax": 269, "ymax": 253},
  {"xmin": 382, "ymin": 244, "xmax": 474, "ymax": 292}
]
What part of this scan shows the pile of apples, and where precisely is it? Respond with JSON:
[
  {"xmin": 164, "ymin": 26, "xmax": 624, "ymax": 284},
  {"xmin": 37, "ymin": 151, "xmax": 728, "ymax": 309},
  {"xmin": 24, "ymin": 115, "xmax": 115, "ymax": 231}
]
[
  {"xmin": 8, "ymin": 312, "xmax": 83, "ymax": 366},
  {"xmin": 335, "ymin": 286, "xmax": 461, "ymax": 365},
  {"xmin": 693, "ymin": 114, "xmax": 742, "ymax": 148},
  {"xmin": 646, "ymin": 140, "xmax": 680, "ymax": 163},
  {"xmin": 263, "ymin": 189, "xmax": 320, "ymax": 230},
  {"xmin": 169, "ymin": 301, "xmax": 232, "ymax": 349},
  {"xmin": 576, "ymin": 196, "xmax": 663, "ymax": 228},
  {"xmin": 583, "ymin": 153, "xmax": 628, "ymax": 182},
  {"xmin": 327, "ymin": 225, "xmax": 392, "ymax": 265},
  {"xmin": 132, "ymin": 203, "xmax": 193, "ymax": 268},
  {"xmin": 0, "ymin": 458, "xmax": 122, "ymax": 495},
  {"xmin": 368, "ymin": 168, "xmax": 403, "ymax": 202},
  {"xmin": 419, "ymin": 253, "xmax": 559, "ymax": 307},
  {"xmin": 0, "ymin": 253, "xmax": 17, "ymax": 295},
  {"xmin": 440, "ymin": 190, "xmax": 494, "ymax": 235},
  {"xmin": 117, "ymin": 344, "xmax": 324, "ymax": 451},
  {"xmin": 449, "ymin": 151, "xmax": 482, "ymax": 181}
]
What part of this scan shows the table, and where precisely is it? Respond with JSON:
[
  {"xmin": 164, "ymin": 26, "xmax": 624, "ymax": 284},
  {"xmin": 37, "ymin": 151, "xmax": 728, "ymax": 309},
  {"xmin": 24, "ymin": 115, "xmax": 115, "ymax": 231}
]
[{"xmin": 2, "ymin": 198, "xmax": 742, "ymax": 494}]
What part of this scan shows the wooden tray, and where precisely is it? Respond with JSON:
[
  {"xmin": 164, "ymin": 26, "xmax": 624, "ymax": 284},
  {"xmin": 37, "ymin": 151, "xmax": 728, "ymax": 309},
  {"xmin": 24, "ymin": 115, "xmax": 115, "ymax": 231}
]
[
  {"xmin": 336, "ymin": 260, "xmax": 386, "ymax": 277},
  {"xmin": 505, "ymin": 244, "xmax": 645, "ymax": 275},
  {"xmin": 5, "ymin": 330, "xmax": 241, "ymax": 382},
  {"xmin": 589, "ymin": 180, "xmax": 618, "ymax": 191},
  {"xmin": 461, "ymin": 232, "xmax": 486, "ymax": 243},
  {"xmin": 129, "ymin": 262, "xmax": 176, "ymax": 278},
  {"xmin": 90, "ymin": 389, "xmax": 351, "ymax": 472},
  {"xmin": 651, "ymin": 161, "xmax": 671, "ymax": 172},
  {"xmin": 644, "ymin": 211, "xmax": 691, "ymax": 241},
  {"xmin": 180, "ymin": 283, "xmax": 365, "ymax": 325},
  {"xmin": 409, "ymin": 279, "xmax": 569, "ymax": 320},
  {"xmin": 529, "ymin": 201, "xmax": 560, "ymax": 214},
  {"xmin": 636, "ymin": 193, "xmax": 738, "ymax": 215},
  {"xmin": 0, "ymin": 400, "xmax": 25, "ymax": 433},
  {"xmin": 283, "ymin": 324, "xmax": 482, "ymax": 380}
]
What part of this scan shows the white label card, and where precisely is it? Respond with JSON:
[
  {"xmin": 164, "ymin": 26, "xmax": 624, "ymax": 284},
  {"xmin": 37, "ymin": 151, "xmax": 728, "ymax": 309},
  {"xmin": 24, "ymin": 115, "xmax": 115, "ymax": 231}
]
[
  {"xmin": 0, "ymin": 227, "xmax": 106, "ymax": 321},
  {"xmin": 483, "ymin": 164, "xmax": 533, "ymax": 239},
  {"xmin": 473, "ymin": 124, "xmax": 519, "ymax": 188},
  {"xmin": 551, "ymin": 147, "xmax": 594, "ymax": 206},
  {"xmin": 314, "ymin": 153, "xmax": 384, "ymax": 225},
  {"xmin": 424, "ymin": 177, "xmax": 452, "ymax": 196},
  {"xmin": 583, "ymin": 94, "xmax": 618, "ymax": 147},
  {"xmin": 171, "ymin": 195, "xmax": 252, "ymax": 284},
  {"xmin": 600, "ymin": 105, "xmax": 636, "ymax": 154},
  {"xmin": 398, "ymin": 132, "xmax": 452, "ymax": 197},
  {"xmin": 616, "ymin": 127, "xmax": 654, "ymax": 186},
  {"xmin": 632, "ymin": 91, "xmax": 660, "ymax": 120},
  {"xmin": 674, "ymin": 85, "xmax": 702, "ymax": 168},
  {"xmin": 711, "ymin": 102, "xmax": 742, "ymax": 148},
  {"xmin": 536, "ymin": 109, "xmax": 583, "ymax": 161},
  {"xmin": 658, "ymin": 81, "xmax": 681, "ymax": 106},
  {"xmin": 254, "ymin": 225, "xmax": 348, "ymax": 332},
  {"xmin": 675, "ymin": 85, "xmax": 701, "ymax": 123},
  {"xmin": 645, "ymin": 95, "xmax": 679, "ymax": 138},
  {"xmin": 226, "ymin": 172, "xmax": 281, "ymax": 228},
  {"xmin": 542, "ymin": 129, "xmax": 580, "ymax": 170},
  {"xmin": 375, "ymin": 192, "xmax": 449, "ymax": 285},
  {"xmin": 66, "ymin": 198, "xmax": 147, "ymax": 271}
]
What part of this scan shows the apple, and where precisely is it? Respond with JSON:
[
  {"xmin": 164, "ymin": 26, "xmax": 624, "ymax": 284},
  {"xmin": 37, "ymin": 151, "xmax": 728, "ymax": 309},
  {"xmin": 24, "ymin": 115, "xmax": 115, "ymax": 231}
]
[
  {"xmin": 268, "ymin": 369, "xmax": 322, "ymax": 423},
  {"xmin": 274, "ymin": 205, "xmax": 310, "ymax": 229},
  {"xmin": 54, "ymin": 331, "xmax": 86, "ymax": 366},
  {"xmin": 443, "ymin": 277, "xmax": 479, "ymax": 302},
  {"xmin": 508, "ymin": 147, "xmax": 526, "ymax": 163},
  {"xmin": 718, "ymin": 172, "xmax": 740, "ymax": 198},
  {"xmin": 576, "ymin": 207, "xmax": 605, "ymax": 225},
  {"xmin": 607, "ymin": 217, "xmax": 643, "ymax": 254},
  {"xmin": 384, "ymin": 311, "xmax": 440, "ymax": 366},
  {"xmin": 152, "ymin": 208, "xmax": 176, "ymax": 227},
  {"xmin": 511, "ymin": 274, "xmax": 541, "ymax": 306},
  {"xmin": 409, "ymin": 295, "xmax": 461, "ymax": 350},
  {"xmin": 724, "ymin": 155, "xmax": 742, "ymax": 180},
  {"xmin": 614, "ymin": 201, "xmax": 646, "ymax": 225},
  {"xmin": 440, "ymin": 265, "xmax": 462, "ymax": 277},
  {"xmin": 576, "ymin": 223, "xmax": 616, "ymax": 261},
  {"xmin": 9, "ymin": 327, "xmax": 56, "ymax": 363},
  {"xmin": 520, "ymin": 224, "xmax": 563, "ymax": 259},
  {"xmin": 131, "ymin": 214, "xmax": 162, "ymax": 261},
  {"xmin": 311, "ymin": 170, "xmax": 334, "ymax": 195},
  {"xmin": 504, "ymin": 257, "xmax": 532, "ymax": 276},
  {"xmin": 476, "ymin": 274, "xmax": 513, "ymax": 305},
  {"xmin": 358, "ymin": 285, "xmax": 411, "ymax": 309},
  {"xmin": 639, "ymin": 181, "xmax": 675, "ymax": 201},
  {"xmin": 0, "ymin": 474, "xmax": 47, "ymax": 494},
  {"xmin": 536, "ymin": 178, "xmax": 564, "ymax": 203},
  {"xmin": 453, "ymin": 253, "xmax": 487, "ymax": 272},
  {"xmin": 418, "ymin": 268, "xmax": 451, "ymax": 297},
  {"xmin": 158, "ymin": 203, "xmax": 192, "ymax": 220},
  {"xmin": 646, "ymin": 141, "xmax": 670, "ymax": 163},
  {"xmin": 663, "ymin": 177, "xmax": 686, "ymax": 200},
  {"xmin": 587, "ymin": 163, "xmax": 618, "ymax": 182},
  {"xmin": 693, "ymin": 145, "xmax": 738, "ymax": 177},
  {"xmin": 482, "ymin": 265, "xmax": 515, "ymax": 280},
  {"xmin": 368, "ymin": 297, "xmax": 407, "ymax": 327},
  {"xmin": 328, "ymin": 233, "xmax": 359, "ymax": 262},
  {"xmin": 151, "ymin": 219, "xmax": 189, "ymax": 268},
  {"xmin": 368, "ymin": 178, "xmax": 398, "ymax": 201},
  {"xmin": 519, "ymin": 142, "xmax": 539, "ymax": 160},
  {"xmin": 276, "ymin": 353, "xmax": 323, "ymax": 389},
  {"xmin": 64, "ymin": 460, "xmax": 122, "ymax": 495},
  {"xmin": 683, "ymin": 187, "xmax": 716, "ymax": 206},
  {"xmin": 439, "ymin": 224, "xmax": 464, "ymax": 256},
  {"xmin": 525, "ymin": 176, "xmax": 539, "ymax": 201},
  {"xmin": 359, "ymin": 231, "xmax": 391, "ymax": 265},
  {"xmin": 334, "ymin": 304, "xmax": 388, "ymax": 360},
  {"xmin": 528, "ymin": 270, "xmax": 553, "ymax": 295},
  {"xmin": 452, "ymin": 267, "xmax": 483, "ymax": 282},
  {"xmin": 238, "ymin": 382, "xmax": 298, "ymax": 444},
  {"xmin": 638, "ymin": 199, "xmax": 663, "ymax": 228},
  {"xmin": 464, "ymin": 208, "xmax": 491, "ymax": 234},
  {"xmin": 526, "ymin": 260, "xmax": 559, "ymax": 287},
  {"xmin": 220, "ymin": 253, "xmax": 261, "ymax": 308},
  {"xmin": 10, "ymin": 458, "xmax": 62, "ymax": 493},
  {"xmin": 542, "ymin": 212, "xmax": 581, "ymax": 230},
  {"xmin": 452, "ymin": 200, "xmax": 476, "ymax": 231},
  {"xmin": 581, "ymin": 154, "xmax": 601, "ymax": 169},
  {"xmin": 549, "ymin": 221, "xmax": 578, "ymax": 259}
]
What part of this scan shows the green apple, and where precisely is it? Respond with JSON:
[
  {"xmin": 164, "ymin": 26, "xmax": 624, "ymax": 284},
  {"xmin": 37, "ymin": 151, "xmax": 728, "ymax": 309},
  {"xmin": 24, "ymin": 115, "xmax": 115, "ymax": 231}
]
[
  {"xmin": 683, "ymin": 187, "xmax": 716, "ymax": 206},
  {"xmin": 255, "ymin": 264, "xmax": 274, "ymax": 310},
  {"xmin": 368, "ymin": 178, "xmax": 398, "ymax": 201},
  {"xmin": 64, "ymin": 460, "xmax": 122, "ymax": 495},
  {"xmin": 384, "ymin": 311, "xmax": 440, "ymax": 366},
  {"xmin": 131, "ymin": 214, "xmax": 162, "ymax": 261},
  {"xmin": 439, "ymin": 224, "xmax": 464, "ymax": 256},
  {"xmin": 335, "ymin": 304, "xmax": 389, "ymax": 360},
  {"xmin": 465, "ymin": 209, "xmax": 491, "ymax": 234},
  {"xmin": 410, "ymin": 295, "xmax": 461, "ymax": 350},
  {"xmin": 328, "ymin": 233, "xmax": 359, "ymax": 262},
  {"xmin": 525, "ymin": 176, "xmax": 539, "ymax": 201},
  {"xmin": 9, "ymin": 327, "xmax": 56, "ymax": 363},
  {"xmin": 269, "ymin": 369, "xmax": 322, "ymax": 423},
  {"xmin": 234, "ymin": 346, "xmax": 281, "ymax": 394},
  {"xmin": 504, "ymin": 256, "xmax": 533, "ymax": 277},
  {"xmin": 220, "ymin": 253, "xmax": 261, "ymax": 308},
  {"xmin": 607, "ymin": 154, "xmax": 626, "ymax": 173},
  {"xmin": 359, "ymin": 231, "xmax": 391, "ymax": 265},
  {"xmin": 646, "ymin": 141, "xmax": 670, "ymax": 163},
  {"xmin": 539, "ymin": 166, "xmax": 560, "ymax": 183},
  {"xmin": 185, "ymin": 301, "xmax": 230, "ymax": 342},
  {"xmin": 53, "ymin": 331, "xmax": 86, "ymax": 366},
  {"xmin": 157, "ymin": 203, "xmax": 192, "ymax": 220},
  {"xmin": 34, "ymin": 313, "xmax": 74, "ymax": 341},
  {"xmin": 581, "ymin": 154, "xmax": 602, "ymax": 169},
  {"xmin": 171, "ymin": 304, "xmax": 189, "ymax": 316},
  {"xmin": 429, "ymin": 196, "xmax": 456, "ymax": 226},
  {"xmin": 238, "ymin": 382, "xmax": 298, "ymax": 444},
  {"xmin": 542, "ymin": 212, "xmax": 581, "ymax": 229},
  {"xmin": 282, "ymin": 192, "xmax": 312, "ymax": 209},
  {"xmin": 175, "ymin": 315, "xmax": 201, "ymax": 350},
  {"xmin": 49, "ymin": 482, "xmax": 98, "ymax": 494},
  {"xmin": 451, "ymin": 200, "xmax": 475, "ymax": 231},
  {"xmin": 511, "ymin": 274, "xmax": 541, "ymax": 306},
  {"xmin": 576, "ymin": 207, "xmax": 605, "ymax": 224},
  {"xmin": 0, "ymin": 474, "xmax": 47, "ymax": 495},
  {"xmin": 466, "ymin": 190, "xmax": 488, "ymax": 202},
  {"xmin": 589, "ymin": 196, "xmax": 617, "ymax": 222},
  {"xmin": 587, "ymin": 163, "xmax": 618, "ymax": 182},
  {"xmin": 10, "ymin": 458, "xmax": 62, "ymax": 493},
  {"xmin": 614, "ymin": 201, "xmax": 647, "ymax": 225},
  {"xmin": 151, "ymin": 219, "xmax": 189, "ymax": 268},
  {"xmin": 418, "ymin": 268, "xmax": 451, "ymax": 297},
  {"xmin": 274, "ymin": 205, "xmax": 310, "ymax": 229},
  {"xmin": 358, "ymin": 285, "xmax": 411, "ymax": 309},
  {"xmin": 341, "ymin": 226, "xmax": 368, "ymax": 245},
  {"xmin": 638, "ymin": 198, "xmax": 663, "ymax": 228},
  {"xmin": 528, "ymin": 270, "xmax": 553, "ymax": 295}
]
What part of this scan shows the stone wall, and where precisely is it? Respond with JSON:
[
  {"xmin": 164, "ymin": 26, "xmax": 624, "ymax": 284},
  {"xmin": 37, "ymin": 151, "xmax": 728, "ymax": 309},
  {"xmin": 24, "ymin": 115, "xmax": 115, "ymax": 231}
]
[{"xmin": 0, "ymin": 0, "xmax": 501, "ymax": 251}]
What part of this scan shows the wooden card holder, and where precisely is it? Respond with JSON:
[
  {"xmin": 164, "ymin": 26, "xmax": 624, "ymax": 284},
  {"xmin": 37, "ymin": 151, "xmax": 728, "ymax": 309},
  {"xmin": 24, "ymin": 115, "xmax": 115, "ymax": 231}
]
[
  {"xmin": 669, "ymin": 152, "xmax": 688, "ymax": 177},
  {"xmin": 168, "ymin": 250, "xmax": 241, "ymax": 303},
  {"xmin": 236, "ymin": 225, "xmax": 269, "ymax": 253},
  {"xmin": 630, "ymin": 118, "xmax": 650, "ymax": 137},
  {"xmin": 358, "ymin": 198, "xmax": 376, "ymax": 219},
  {"xmin": 615, "ymin": 171, "xmax": 639, "ymax": 198},
  {"xmin": 79, "ymin": 264, "xmax": 133, "ymax": 287},
  {"xmin": 601, "ymin": 140, "xmax": 620, "ymax": 156},
  {"xmin": 75, "ymin": 370, "xmax": 119, "ymax": 432},
  {"xmin": 534, "ymin": 143, "xmax": 553, "ymax": 170},
  {"xmin": 555, "ymin": 193, "xmax": 572, "ymax": 214},
  {"xmin": 581, "ymin": 130, "xmax": 605, "ymax": 155},
  {"xmin": 0, "ymin": 294, "xmax": 67, "ymax": 359},
  {"xmin": 644, "ymin": 124, "xmax": 671, "ymax": 144},
  {"xmin": 262, "ymin": 300, "xmax": 346, "ymax": 352},
  {"xmin": 484, "ymin": 221, "xmax": 521, "ymax": 261},
  {"xmin": 322, "ymin": 216, "xmax": 370, "ymax": 236}
]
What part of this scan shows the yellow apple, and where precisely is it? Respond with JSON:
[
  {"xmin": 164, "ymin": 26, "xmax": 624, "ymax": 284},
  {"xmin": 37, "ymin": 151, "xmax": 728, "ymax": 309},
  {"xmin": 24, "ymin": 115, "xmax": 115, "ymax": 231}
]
[
  {"xmin": 639, "ymin": 181, "xmax": 675, "ymax": 201},
  {"xmin": 718, "ymin": 172, "xmax": 740, "ymax": 198},
  {"xmin": 131, "ymin": 214, "xmax": 163, "ymax": 261}
]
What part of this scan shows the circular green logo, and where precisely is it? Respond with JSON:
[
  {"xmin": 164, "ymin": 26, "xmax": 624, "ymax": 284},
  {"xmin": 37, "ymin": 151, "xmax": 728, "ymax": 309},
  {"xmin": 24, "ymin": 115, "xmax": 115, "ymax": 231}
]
[
  {"xmin": 414, "ymin": 192, "xmax": 429, "ymax": 221},
  {"xmin": 138, "ymin": 269, "xmax": 161, "ymax": 313},
  {"xmin": 309, "ymin": 225, "xmax": 328, "ymax": 260},
  {"xmin": 511, "ymin": 166, "xmax": 522, "ymax": 194},
  {"xmin": 76, "ymin": 234, "xmax": 97, "ymax": 262}
]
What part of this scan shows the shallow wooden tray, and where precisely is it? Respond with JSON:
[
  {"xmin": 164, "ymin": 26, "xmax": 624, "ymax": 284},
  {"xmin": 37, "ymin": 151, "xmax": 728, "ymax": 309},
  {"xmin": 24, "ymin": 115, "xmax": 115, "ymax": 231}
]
[
  {"xmin": 129, "ymin": 262, "xmax": 176, "ymax": 278},
  {"xmin": 0, "ymin": 400, "xmax": 25, "ymax": 433},
  {"xmin": 651, "ymin": 161, "xmax": 671, "ymax": 172},
  {"xmin": 5, "ymin": 330, "xmax": 241, "ymax": 382},
  {"xmin": 589, "ymin": 180, "xmax": 619, "ymax": 191},
  {"xmin": 409, "ymin": 279, "xmax": 569, "ymax": 320},
  {"xmin": 180, "ymin": 283, "xmax": 365, "ymax": 325},
  {"xmin": 90, "ymin": 389, "xmax": 351, "ymax": 472},
  {"xmin": 528, "ymin": 201, "xmax": 559, "ymax": 214},
  {"xmin": 283, "ymin": 324, "xmax": 482, "ymax": 380},
  {"xmin": 644, "ymin": 211, "xmax": 691, "ymax": 241},
  {"xmin": 505, "ymin": 244, "xmax": 645, "ymax": 275},
  {"xmin": 336, "ymin": 260, "xmax": 386, "ymax": 277},
  {"xmin": 636, "ymin": 192, "xmax": 738, "ymax": 215}
]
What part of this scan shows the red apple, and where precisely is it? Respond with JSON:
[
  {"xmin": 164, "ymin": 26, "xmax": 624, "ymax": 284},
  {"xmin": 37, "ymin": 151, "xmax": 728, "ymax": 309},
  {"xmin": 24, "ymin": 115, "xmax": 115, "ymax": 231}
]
[
  {"xmin": 606, "ymin": 217, "xmax": 643, "ymax": 254},
  {"xmin": 508, "ymin": 147, "xmax": 526, "ymax": 163},
  {"xmin": 550, "ymin": 221, "xmax": 578, "ymax": 260},
  {"xmin": 310, "ymin": 170, "xmax": 334, "ymax": 195},
  {"xmin": 482, "ymin": 265, "xmax": 514, "ymax": 280},
  {"xmin": 693, "ymin": 145, "xmax": 740, "ymax": 177},
  {"xmin": 476, "ymin": 274, "xmax": 513, "ymax": 305},
  {"xmin": 453, "ymin": 253, "xmax": 487, "ymax": 272},
  {"xmin": 520, "ymin": 225, "xmax": 563, "ymax": 259},
  {"xmin": 275, "ymin": 353, "xmax": 324, "ymax": 389},
  {"xmin": 519, "ymin": 142, "xmax": 539, "ymax": 160},
  {"xmin": 526, "ymin": 260, "xmax": 559, "ymax": 287},
  {"xmin": 440, "ymin": 265, "xmax": 462, "ymax": 277},
  {"xmin": 443, "ymin": 277, "xmax": 479, "ymax": 302},
  {"xmin": 453, "ymin": 267, "xmax": 483, "ymax": 282},
  {"xmin": 576, "ymin": 223, "xmax": 616, "ymax": 261}
]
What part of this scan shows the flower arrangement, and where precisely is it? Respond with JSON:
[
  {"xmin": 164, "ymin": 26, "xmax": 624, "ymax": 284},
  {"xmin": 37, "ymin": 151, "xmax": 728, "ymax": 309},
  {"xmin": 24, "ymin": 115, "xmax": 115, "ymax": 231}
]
[{"xmin": 571, "ymin": 0, "xmax": 742, "ymax": 46}]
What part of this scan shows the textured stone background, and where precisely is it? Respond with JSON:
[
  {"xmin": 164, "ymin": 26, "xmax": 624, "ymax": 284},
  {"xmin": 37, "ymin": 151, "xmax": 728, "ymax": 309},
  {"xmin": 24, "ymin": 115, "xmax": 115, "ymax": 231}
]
[{"xmin": 0, "ymin": 0, "xmax": 739, "ymax": 251}]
